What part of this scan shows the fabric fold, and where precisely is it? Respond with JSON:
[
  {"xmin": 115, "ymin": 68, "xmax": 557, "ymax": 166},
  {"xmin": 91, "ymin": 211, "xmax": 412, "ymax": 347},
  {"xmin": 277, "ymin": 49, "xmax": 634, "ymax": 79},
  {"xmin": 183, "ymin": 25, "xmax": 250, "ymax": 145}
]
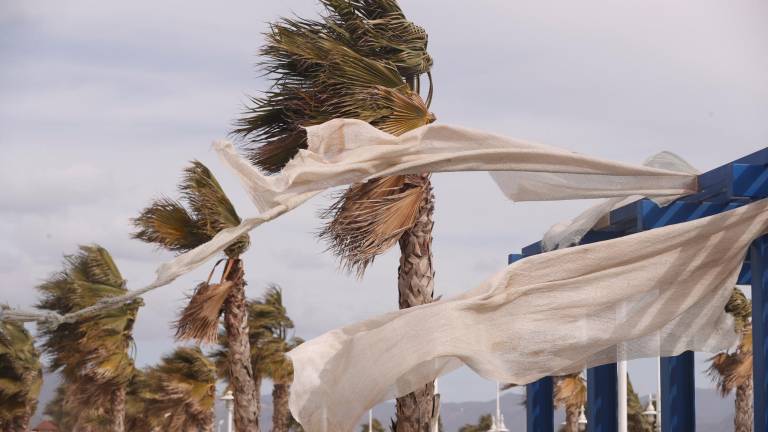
[{"xmin": 287, "ymin": 199, "xmax": 768, "ymax": 432}]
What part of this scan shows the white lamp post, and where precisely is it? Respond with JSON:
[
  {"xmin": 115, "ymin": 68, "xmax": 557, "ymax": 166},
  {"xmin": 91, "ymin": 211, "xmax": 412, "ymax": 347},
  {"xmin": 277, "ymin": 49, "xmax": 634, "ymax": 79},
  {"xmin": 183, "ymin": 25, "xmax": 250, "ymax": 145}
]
[
  {"xmin": 221, "ymin": 390, "xmax": 235, "ymax": 432},
  {"xmin": 369, "ymin": 409, "xmax": 373, "ymax": 432},
  {"xmin": 488, "ymin": 382, "xmax": 509, "ymax": 432}
]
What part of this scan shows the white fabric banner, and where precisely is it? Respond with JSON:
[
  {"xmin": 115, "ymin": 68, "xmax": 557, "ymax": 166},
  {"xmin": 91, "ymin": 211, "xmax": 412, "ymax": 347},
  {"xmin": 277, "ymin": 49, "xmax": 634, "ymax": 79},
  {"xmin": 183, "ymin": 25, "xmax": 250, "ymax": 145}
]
[
  {"xmin": 2, "ymin": 119, "xmax": 697, "ymax": 327},
  {"xmin": 287, "ymin": 199, "xmax": 767, "ymax": 432}
]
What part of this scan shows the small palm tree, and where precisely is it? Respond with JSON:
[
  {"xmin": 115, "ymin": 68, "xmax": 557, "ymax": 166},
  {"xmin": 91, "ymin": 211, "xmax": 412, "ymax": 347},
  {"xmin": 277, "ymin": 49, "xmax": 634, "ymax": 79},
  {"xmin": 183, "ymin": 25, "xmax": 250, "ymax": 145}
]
[
  {"xmin": 37, "ymin": 245, "xmax": 141, "ymax": 432},
  {"xmin": 458, "ymin": 414, "xmax": 493, "ymax": 432},
  {"xmin": 213, "ymin": 285, "xmax": 300, "ymax": 432},
  {"xmin": 0, "ymin": 320, "xmax": 43, "ymax": 432},
  {"xmin": 554, "ymin": 373, "xmax": 587, "ymax": 432},
  {"xmin": 235, "ymin": 2, "xmax": 437, "ymax": 429},
  {"xmin": 254, "ymin": 287, "xmax": 303, "ymax": 432},
  {"xmin": 708, "ymin": 287, "xmax": 753, "ymax": 432},
  {"xmin": 142, "ymin": 347, "xmax": 217, "ymax": 432},
  {"xmin": 132, "ymin": 161, "xmax": 260, "ymax": 431}
]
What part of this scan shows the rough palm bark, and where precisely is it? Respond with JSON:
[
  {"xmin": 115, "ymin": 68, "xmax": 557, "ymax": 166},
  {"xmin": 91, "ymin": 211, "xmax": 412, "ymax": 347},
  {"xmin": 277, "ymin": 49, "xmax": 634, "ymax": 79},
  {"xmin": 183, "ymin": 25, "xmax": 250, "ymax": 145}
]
[
  {"xmin": 563, "ymin": 405, "xmax": 580, "ymax": 432},
  {"xmin": 735, "ymin": 380, "xmax": 753, "ymax": 432},
  {"xmin": 273, "ymin": 382, "xmax": 291, "ymax": 432},
  {"xmin": 395, "ymin": 175, "xmax": 437, "ymax": 432},
  {"xmin": 223, "ymin": 259, "xmax": 260, "ymax": 432},
  {"xmin": 111, "ymin": 386, "xmax": 127, "ymax": 432}
]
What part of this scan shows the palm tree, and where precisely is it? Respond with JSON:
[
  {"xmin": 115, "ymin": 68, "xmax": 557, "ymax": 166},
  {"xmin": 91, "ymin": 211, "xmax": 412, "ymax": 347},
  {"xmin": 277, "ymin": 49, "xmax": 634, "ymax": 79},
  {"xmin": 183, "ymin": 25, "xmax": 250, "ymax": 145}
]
[
  {"xmin": 234, "ymin": 2, "xmax": 436, "ymax": 430},
  {"xmin": 254, "ymin": 287, "xmax": 303, "ymax": 432},
  {"xmin": 132, "ymin": 161, "xmax": 260, "ymax": 431},
  {"xmin": 626, "ymin": 378, "xmax": 653, "ymax": 432},
  {"xmin": 360, "ymin": 418, "xmax": 387, "ymax": 432},
  {"xmin": 0, "ymin": 320, "xmax": 42, "ymax": 432},
  {"xmin": 554, "ymin": 373, "xmax": 586, "ymax": 432},
  {"xmin": 142, "ymin": 347, "xmax": 217, "ymax": 432},
  {"xmin": 213, "ymin": 285, "xmax": 300, "ymax": 432},
  {"xmin": 458, "ymin": 414, "xmax": 493, "ymax": 432},
  {"xmin": 37, "ymin": 245, "xmax": 141, "ymax": 432},
  {"xmin": 708, "ymin": 287, "xmax": 753, "ymax": 432}
]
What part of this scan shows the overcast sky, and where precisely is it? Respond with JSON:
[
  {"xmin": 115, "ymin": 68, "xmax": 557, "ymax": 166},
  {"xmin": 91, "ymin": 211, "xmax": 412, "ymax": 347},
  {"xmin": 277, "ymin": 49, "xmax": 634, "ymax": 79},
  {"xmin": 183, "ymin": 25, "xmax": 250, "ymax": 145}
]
[{"xmin": 2, "ymin": 0, "xmax": 768, "ymax": 406}]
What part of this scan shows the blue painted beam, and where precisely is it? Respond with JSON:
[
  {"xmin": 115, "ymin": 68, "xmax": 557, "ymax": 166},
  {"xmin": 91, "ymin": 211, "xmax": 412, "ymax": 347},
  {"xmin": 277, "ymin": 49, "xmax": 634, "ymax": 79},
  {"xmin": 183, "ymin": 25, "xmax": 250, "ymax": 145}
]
[
  {"xmin": 661, "ymin": 351, "xmax": 696, "ymax": 432},
  {"xmin": 510, "ymin": 253, "xmax": 555, "ymax": 432},
  {"xmin": 751, "ymin": 237, "xmax": 768, "ymax": 432},
  {"xmin": 587, "ymin": 364, "xmax": 618, "ymax": 432}
]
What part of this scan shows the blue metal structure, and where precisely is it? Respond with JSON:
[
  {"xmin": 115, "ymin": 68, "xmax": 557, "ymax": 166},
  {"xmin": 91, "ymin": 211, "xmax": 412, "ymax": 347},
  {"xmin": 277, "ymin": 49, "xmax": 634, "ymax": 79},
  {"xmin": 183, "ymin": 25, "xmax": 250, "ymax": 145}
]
[{"xmin": 509, "ymin": 147, "xmax": 768, "ymax": 431}]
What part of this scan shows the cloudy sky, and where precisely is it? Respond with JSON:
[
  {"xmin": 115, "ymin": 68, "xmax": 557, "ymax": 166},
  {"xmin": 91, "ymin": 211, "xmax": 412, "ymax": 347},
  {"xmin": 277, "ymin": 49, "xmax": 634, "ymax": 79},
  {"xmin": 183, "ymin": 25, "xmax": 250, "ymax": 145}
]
[{"xmin": 2, "ymin": 0, "xmax": 767, "ymax": 408}]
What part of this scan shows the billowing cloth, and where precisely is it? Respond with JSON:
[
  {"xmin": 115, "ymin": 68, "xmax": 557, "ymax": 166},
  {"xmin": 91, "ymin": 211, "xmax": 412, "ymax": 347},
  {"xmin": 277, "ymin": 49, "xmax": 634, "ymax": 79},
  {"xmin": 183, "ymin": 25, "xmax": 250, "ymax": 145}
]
[
  {"xmin": 2, "ymin": 119, "xmax": 696, "ymax": 326},
  {"xmin": 541, "ymin": 151, "xmax": 700, "ymax": 251},
  {"xmin": 287, "ymin": 199, "xmax": 768, "ymax": 432}
]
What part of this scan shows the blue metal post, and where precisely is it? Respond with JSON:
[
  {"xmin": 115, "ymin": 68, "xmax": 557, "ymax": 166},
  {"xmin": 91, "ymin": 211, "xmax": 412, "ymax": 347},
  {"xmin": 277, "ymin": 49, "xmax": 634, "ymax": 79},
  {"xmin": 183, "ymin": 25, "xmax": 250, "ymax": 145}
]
[
  {"xmin": 751, "ymin": 237, "xmax": 768, "ymax": 432},
  {"xmin": 510, "ymin": 253, "xmax": 556, "ymax": 432},
  {"xmin": 526, "ymin": 377, "xmax": 555, "ymax": 432},
  {"xmin": 587, "ymin": 364, "xmax": 618, "ymax": 432},
  {"xmin": 661, "ymin": 351, "xmax": 695, "ymax": 431}
]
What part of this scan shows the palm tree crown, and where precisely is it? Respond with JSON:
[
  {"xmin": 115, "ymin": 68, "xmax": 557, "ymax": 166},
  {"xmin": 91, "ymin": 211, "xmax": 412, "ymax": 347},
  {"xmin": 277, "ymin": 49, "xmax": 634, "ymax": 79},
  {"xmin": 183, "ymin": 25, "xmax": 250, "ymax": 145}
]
[
  {"xmin": 0, "ymin": 320, "xmax": 43, "ymax": 431},
  {"xmin": 37, "ymin": 245, "xmax": 141, "ymax": 429}
]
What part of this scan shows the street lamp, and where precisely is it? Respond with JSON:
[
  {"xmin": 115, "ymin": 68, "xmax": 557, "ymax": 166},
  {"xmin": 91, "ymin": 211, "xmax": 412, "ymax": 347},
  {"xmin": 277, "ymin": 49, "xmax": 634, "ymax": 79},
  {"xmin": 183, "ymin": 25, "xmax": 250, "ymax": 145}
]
[
  {"xmin": 577, "ymin": 405, "xmax": 587, "ymax": 431},
  {"xmin": 221, "ymin": 390, "xmax": 235, "ymax": 432},
  {"xmin": 487, "ymin": 382, "xmax": 509, "ymax": 432},
  {"xmin": 642, "ymin": 394, "xmax": 658, "ymax": 430}
]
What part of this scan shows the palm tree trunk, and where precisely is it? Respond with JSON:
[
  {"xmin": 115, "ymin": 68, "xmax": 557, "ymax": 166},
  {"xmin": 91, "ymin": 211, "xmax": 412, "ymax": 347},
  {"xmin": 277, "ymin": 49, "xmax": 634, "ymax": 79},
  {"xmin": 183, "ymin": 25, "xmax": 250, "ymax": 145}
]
[
  {"xmin": 223, "ymin": 258, "xmax": 261, "ymax": 432},
  {"xmin": 735, "ymin": 380, "xmax": 753, "ymax": 432},
  {"xmin": 272, "ymin": 381, "xmax": 291, "ymax": 432},
  {"xmin": 111, "ymin": 385, "xmax": 127, "ymax": 432},
  {"xmin": 395, "ymin": 176, "xmax": 437, "ymax": 432},
  {"xmin": 564, "ymin": 404, "xmax": 580, "ymax": 432},
  {"xmin": 9, "ymin": 413, "xmax": 31, "ymax": 432}
]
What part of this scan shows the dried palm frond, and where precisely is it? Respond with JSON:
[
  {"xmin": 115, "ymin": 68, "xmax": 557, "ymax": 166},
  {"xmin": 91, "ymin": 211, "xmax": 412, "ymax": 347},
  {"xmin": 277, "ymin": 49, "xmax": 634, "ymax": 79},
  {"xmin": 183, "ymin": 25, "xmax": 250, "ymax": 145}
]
[
  {"xmin": 553, "ymin": 373, "xmax": 587, "ymax": 408},
  {"xmin": 320, "ymin": 174, "xmax": 429, "ymax": 276},
  {"xmin": 707, "ymin": 287, "xmax": 753, "ymax": 396},
  {"xmin": 174, "ymin": 281, "xmax": 236, "ymax": 344}
]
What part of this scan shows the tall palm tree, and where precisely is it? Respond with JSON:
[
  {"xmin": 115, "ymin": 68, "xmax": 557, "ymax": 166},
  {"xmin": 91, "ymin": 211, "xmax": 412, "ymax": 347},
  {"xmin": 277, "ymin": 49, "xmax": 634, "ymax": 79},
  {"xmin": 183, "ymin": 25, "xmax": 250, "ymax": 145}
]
[
  {"xmin": 708, "ymin": 287, "xmax": 753, "ymax": 432},
  {"xmin": 554, "ymin": 373, "xmax": 586, "ymax": 432},
  {"xmin": 132, "ymin": 161, "xmax": 260, "ymax": 431},
  {"xmin": 0, "ymin": 320, "xmax": 42, "ymax": 432},
  {"xmin": 142, "ymin": 347, "xmax": 217, "ymax": 432},
  {"xmin": 37, "ymin": 245, "xmax": 141, "ymax": 432},
  {"xmin": 234, "ymin": 2, "xmax": 436, "ymax": 429},
  {"xmin": 213, "ymin": 285, "xmax": 300, "ymax": 432}
]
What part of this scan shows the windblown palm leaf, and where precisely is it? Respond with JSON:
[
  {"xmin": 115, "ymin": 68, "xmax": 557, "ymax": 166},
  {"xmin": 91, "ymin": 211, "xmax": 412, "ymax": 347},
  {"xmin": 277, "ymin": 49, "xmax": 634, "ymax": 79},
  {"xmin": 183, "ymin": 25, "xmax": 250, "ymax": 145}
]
[
  {"xmin": 0, "ymin": 320, "xmax": 42, "ymax": 430},
  {"xmin": 37, "ymin": 245, "xmax": 141, "ymax": 425},
  {"xmin": 234, "ymin": 0, "xmax": 435, "ymax": 275}
]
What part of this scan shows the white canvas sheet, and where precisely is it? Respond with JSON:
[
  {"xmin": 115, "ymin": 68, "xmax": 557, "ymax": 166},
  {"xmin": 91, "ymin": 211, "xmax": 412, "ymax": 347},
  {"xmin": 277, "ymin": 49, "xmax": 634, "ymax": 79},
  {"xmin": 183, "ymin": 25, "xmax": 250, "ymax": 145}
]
[
  {"xmin": 287, "ymin": 199, "xmax": 767, "ymax": 432},
  {"xmin": 3, "ymin": 119, "xmax": 697, "ymax": 327}
]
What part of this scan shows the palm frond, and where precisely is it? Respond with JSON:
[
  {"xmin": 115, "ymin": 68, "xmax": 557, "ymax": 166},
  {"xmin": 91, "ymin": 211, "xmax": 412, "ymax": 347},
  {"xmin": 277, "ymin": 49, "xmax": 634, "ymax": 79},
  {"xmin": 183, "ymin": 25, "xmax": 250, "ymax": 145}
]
[
  {"xmin": 234, "ymin": 0, "xmax": 434, "ymax": 173},
  {"xmin": 132, "ymin": 197, "xmax": 207, "ymax": 253},
  {"xmin": 132, "ymin": 161, "xmax": 248, "ymax": 258},
  {"xmin": 319, "ymin": 174, "xmax": 429, "ymax": 276},
  {"xmin": 174, "ymin": 281, "xmax": 235, "ymax": 344}
]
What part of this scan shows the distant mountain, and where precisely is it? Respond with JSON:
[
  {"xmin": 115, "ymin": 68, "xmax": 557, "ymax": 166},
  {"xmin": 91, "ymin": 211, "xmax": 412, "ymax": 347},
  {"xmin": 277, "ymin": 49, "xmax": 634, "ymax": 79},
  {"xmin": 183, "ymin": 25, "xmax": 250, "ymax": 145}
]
[{"xmin": 33, "ymin": 373, "xmax": 737, "ymax": 432}]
